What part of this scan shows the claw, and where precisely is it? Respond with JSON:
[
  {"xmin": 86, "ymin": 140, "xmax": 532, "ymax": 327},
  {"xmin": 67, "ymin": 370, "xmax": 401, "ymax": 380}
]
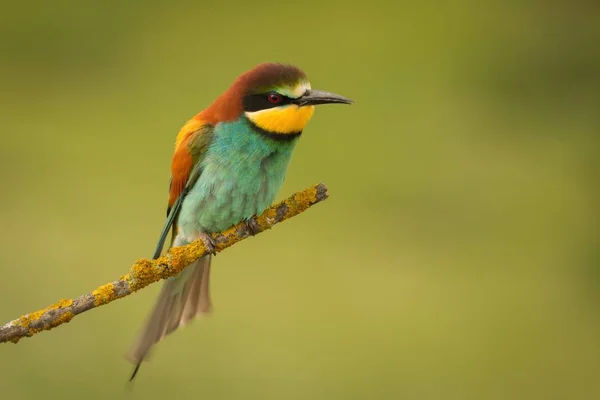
[
  {"xmin": 245, "ymin": 217, "xmax": 260, "ymax": 236},
  {"xmin": 197, "ymin": 232, "xmax": 217, "ymax": 256}
]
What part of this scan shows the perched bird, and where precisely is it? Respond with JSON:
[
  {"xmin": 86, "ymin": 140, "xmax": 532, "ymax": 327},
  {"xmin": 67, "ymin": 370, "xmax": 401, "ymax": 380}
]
[{"xmin": 127, "ymin": 63, "xmax": 352, "ymax": 380}]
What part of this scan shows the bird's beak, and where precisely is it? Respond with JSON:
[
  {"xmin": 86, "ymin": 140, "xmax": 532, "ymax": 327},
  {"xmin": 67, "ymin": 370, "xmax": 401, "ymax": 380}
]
[{"xmin": 293, "ymin": 89, "xmax": 353, "ymax": 106}]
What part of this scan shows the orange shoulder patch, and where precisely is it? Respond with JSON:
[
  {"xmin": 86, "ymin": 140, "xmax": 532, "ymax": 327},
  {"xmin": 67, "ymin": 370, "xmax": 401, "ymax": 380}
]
[{"xmin": 168, "ymin": 117, "xmax": 207, "ymax": 207}]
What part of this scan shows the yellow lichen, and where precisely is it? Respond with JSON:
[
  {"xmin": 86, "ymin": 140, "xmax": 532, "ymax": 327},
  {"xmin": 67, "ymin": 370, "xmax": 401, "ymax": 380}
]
[
  {"xmin": 256, "ymin": 207, "xmax": 278, "ymax": 230},
  {"xmin": 287, "ymin": 186, "xmax": 318, "ymax": 215},
  {"xmin": 24, "ymin": 311, "xmax": 74, "ymax": 338},
  {"xmin": 15, "ymin": 299, "xmax": 73, "ymax": 328},
  {"xmin": 169, "ymin": 244, "xmax": 199, "ymax": 270},
  {"xmin": 28, "ymin": 327, "xmax": 43, "ymax": 336},
  {"xmin": 166, "ymin": 240, "xmax": 208, "ymax": 275},
  {"xmin": 92, "ymin": 283, "xmax": 116, "ymax": 306},
  {"xmin": 127, "ymin": 259, "xmax": 156, "ymax": 291},
  {"xmin": 51, "ymin": 311, "xmax": 74, "ymax": 327},
  {"xmin": 218, "ymin": 225, "xmax": 242, "ymax": 248}
]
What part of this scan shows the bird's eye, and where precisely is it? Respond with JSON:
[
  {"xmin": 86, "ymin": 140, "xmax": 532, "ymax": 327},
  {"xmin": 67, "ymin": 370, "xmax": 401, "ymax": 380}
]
[{"xmin": 267, "ymin": 93, "xmax": 282, "ymax": 104}]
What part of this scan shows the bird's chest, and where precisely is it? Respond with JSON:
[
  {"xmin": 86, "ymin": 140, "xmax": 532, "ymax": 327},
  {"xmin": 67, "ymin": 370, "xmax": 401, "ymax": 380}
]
[{"xmin": 177, "ymin": 125, "xmax": 297, "ymax": 237}]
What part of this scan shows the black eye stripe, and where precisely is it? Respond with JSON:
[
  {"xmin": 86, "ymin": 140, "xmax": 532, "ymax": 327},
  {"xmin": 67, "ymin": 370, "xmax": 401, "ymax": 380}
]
[{"xmin": 243, "ymin": 92, "xmax": 292, "ymax": 112}]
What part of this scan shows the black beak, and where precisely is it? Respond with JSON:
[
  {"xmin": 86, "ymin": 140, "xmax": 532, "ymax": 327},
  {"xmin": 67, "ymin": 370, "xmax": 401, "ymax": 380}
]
[{"xmin": 293, "ymin": 89, "xmax": 353, "ymax": 106}]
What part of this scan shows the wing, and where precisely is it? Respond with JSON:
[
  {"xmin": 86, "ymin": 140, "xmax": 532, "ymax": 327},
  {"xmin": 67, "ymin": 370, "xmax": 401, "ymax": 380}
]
[{"xmin": 152, "ymin": 118, "xmax": 214, "ymax": 259}]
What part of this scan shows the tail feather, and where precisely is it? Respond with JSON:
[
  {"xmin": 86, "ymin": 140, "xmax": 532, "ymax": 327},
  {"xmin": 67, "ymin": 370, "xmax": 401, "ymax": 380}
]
[{"xmin": 127, "ymin": 255, "xmax": 212, "ymax": 380}]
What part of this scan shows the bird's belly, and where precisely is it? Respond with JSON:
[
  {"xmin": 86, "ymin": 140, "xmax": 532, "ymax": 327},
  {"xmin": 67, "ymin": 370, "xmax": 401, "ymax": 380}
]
[{"xmin": 176, "ymin": 156, "xmax": 288, "ymax": 240}]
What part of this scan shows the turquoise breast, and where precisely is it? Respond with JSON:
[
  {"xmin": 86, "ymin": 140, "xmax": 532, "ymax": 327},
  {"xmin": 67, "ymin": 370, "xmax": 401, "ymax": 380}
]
[{"xmin": 176, "ymin": 119, "xmax": 298, "ymax": 241}]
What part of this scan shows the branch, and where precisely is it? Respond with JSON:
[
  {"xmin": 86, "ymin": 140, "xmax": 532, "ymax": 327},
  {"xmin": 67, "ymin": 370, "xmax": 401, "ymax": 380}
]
[{"xmin": 0, "ymin": 183, "xmax": 328, "ymax": 344}]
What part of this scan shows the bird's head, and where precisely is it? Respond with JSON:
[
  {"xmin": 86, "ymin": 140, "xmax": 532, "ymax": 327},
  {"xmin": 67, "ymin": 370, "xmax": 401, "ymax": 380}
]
[{"xmin": 203, "ymin": 63, "xmax": 352, "ymax": 138}]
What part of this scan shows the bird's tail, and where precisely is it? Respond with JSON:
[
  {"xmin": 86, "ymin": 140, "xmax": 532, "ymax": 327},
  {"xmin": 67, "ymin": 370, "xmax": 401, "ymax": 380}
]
[{"xmin": 126, "ymin": 255, "xmax": 212, "ymax": 380}]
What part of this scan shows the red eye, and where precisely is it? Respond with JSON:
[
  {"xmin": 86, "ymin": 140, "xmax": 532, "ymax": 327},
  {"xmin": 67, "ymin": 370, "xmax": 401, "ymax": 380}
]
[{"xmin": 267, "ymin": 93, "xmax": 282, "ymax": 104}]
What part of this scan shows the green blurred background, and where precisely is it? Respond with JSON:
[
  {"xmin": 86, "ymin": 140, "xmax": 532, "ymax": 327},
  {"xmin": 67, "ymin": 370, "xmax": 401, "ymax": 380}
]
[{"xmin": 1, "ymin": 1, "xmax": 598, "ymax": 399}]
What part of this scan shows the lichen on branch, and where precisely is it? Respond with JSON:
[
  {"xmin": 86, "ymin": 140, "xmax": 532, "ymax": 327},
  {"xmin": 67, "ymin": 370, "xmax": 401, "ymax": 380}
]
[{"xmin": 0, "ymin": 183, "xmax": 329, "ymax": 344}]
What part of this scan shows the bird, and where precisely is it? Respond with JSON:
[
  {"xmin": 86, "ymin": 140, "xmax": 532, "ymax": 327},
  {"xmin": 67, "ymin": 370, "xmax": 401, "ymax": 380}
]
[{"xmin": 126, "ymin": 63, "xmax": 352, "ymax": 381}]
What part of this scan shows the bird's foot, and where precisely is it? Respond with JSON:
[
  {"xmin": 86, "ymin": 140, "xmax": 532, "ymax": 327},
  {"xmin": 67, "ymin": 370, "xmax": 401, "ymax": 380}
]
[
  {"xmin": 245, "ymin": 217, "xmax": 260, "ymax": 236},
  {"xmin": 197, "ymin": 232, "xmax": 217, "ymax": 256}
]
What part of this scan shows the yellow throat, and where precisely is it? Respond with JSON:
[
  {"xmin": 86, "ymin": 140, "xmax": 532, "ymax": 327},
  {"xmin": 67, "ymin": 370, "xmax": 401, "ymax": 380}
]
[{"xmin": 245, "ymin": 105, "xmax": 315, "ymax": 135}]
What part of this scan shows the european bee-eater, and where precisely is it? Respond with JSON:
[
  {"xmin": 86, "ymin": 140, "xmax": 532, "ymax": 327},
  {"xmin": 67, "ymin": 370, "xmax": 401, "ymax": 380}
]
[{"xmin": 127, "ymin": 63, "xmax": 352, "ymax": 380}]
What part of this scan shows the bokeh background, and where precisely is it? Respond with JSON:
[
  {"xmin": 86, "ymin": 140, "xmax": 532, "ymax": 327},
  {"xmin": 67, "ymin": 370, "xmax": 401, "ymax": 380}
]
[{"xmin": 1, "ymin": 1, "xmax": 598, "ymax": 399}]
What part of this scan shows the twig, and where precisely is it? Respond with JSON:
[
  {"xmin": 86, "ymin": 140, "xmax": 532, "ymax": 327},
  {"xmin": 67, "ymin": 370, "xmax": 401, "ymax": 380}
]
[{"xmin": 0, "ymin": 183, "xmax": 329, "ymax": 344}]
